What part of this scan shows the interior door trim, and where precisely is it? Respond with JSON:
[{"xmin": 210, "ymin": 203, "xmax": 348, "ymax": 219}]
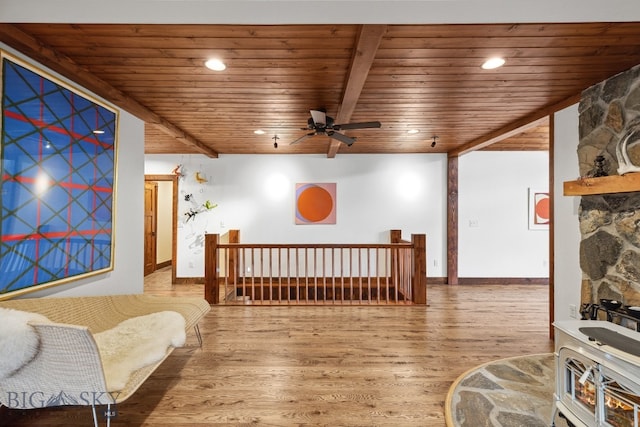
[{"xmin": 144, "ymin": 174, "xmax": 178, "ymax": 284}]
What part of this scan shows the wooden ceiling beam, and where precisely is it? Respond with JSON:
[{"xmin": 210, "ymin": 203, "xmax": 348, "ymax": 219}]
[
  {"xmin": 448, "ymin": 93, "xmax": 580, "ymax": 157},
  {"xmin": 328, "ymin": 24, "xmax": 387, "ymax": 158},
  {"xmin": 0, "ymin": 24, "xmax": 218, "ymax": 158}
]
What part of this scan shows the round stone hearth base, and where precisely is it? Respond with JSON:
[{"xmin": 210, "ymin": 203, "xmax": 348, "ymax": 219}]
[{"xmin": 445, "ymin": 353, "xmax": 571, "ymax": 427}]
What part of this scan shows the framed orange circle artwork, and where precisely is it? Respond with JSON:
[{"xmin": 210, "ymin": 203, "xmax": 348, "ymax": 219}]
[{"xmin": 295, "ymin": 183, "xmax": 336, "ymax": 225}]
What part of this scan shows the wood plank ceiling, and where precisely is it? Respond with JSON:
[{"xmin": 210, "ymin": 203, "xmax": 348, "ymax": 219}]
[{"xmin": 2, "ymin": 22, "xmax": 640, "ymax": 157}]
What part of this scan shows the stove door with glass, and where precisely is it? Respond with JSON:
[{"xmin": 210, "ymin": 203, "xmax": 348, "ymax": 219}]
[{"xmin": 554, "ymin": 320, "xmax": 640, "ymax": 427}]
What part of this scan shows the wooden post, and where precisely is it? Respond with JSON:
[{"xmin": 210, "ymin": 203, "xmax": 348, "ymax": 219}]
[
  {"xmin": 389, "ymin": 229, "xmax": 401, "ymax": 290},
  {"xmin": 411, "ymin": 234, "xmax": 427, "ymax": 304},
  {"xmin": 447, "ymin": 155, "xmax": 459, "ymax": 285},
  {"xmin": 204, "ymin": 234, "xmax": 219, "ymax": 304},
  {"xmin": 228, "ymin": 229, "xmax": 240, "ymax": 285}
]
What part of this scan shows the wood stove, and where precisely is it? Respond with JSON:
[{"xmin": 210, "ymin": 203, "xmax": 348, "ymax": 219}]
[{"xmin": 553, "ymin": 320, "xmax": 640, "ymax": 427}]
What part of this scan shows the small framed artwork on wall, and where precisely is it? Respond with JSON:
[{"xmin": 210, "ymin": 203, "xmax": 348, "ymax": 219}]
[{"xmin": 528, "ymin": 189, "xmax": 550, "ymax": 230}]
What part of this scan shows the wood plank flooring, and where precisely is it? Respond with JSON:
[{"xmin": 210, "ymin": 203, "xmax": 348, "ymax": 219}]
[{"xmin": 0, "ymin": 268, "xmax": 554, "ymax": 426}]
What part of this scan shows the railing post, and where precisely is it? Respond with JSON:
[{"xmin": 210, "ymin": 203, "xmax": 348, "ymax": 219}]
[
  {"xmin": 411, "ymin": 234, "xmax": 427, "ymax": 304},
  {"xmin": 228, "ymin": 229, "xmax": 240, "ymax": 284},
  {"xmin": 205, "ymin": 233, "xmax": 219, "ymax": 304},
  {"xmin": 390, "ymin": 230, "xmax": 402, "ymax": 291}
]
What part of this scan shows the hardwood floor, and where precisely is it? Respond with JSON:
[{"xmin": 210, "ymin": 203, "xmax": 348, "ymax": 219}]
[{"xmin": 0, "ymin": 268, "xmax": 554, "ymax": 426}]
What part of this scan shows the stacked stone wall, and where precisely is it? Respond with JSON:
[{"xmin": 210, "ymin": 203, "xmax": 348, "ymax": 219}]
[{"xmin": 578, "ymin": 64, "xmax": 640, "ymax": 306}]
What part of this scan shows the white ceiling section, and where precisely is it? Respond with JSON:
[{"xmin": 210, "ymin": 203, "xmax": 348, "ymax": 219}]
[{"xmin": 2, "ymin": 0, "xmax": 640, "ymax": 24}]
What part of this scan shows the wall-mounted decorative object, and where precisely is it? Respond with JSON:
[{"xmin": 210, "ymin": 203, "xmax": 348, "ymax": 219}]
[
  {"xmin": 0, "ymin": 52, "xmax": 118, "ymax": 299},
  {"xmin": 171, "ymin": 164, "xmax": 183, "ymax": 179},
  {"xmin": 528, "ymin": 189, "xmax": 549, "ymax": 230},
  {"xmin": 615, "ymin": 120, "xmax": 640, "ymax": 175},
  {"xmin": 295, "ymin": 183, "xmax": 336, "ymax": 225},
  {"xmin": 195, "ymin": 171, "xmax": 208, "ymax": 184}
]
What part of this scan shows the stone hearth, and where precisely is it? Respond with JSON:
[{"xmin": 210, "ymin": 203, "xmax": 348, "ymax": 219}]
[{"xmin": 446, "ymin": 354, "xmax": 569, "ymax": 427}]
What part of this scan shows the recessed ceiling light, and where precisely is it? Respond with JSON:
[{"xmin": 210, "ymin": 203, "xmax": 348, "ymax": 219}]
[
  {"xmin": 205, "ymin": 58, "xmax": 226, "ymax": 71},
  {"xmin": 407, "ymin": 129, "xmax": 420, "ymax": 134},
  {"xmin": 254, "ymin": 129, "xmax": 265, "ymax": 135},
  {"xmin": 482, "ymin": 57, "xmax": 505, "ymax": 70}
]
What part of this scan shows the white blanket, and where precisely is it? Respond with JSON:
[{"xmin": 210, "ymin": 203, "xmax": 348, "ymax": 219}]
[
  {"xmin": 0, "ymin": 308, "xmax": 51, "ymax": 379},
  {"xmin": 94, "ymin": 311, "xmax": 186, "ymax": 392}
]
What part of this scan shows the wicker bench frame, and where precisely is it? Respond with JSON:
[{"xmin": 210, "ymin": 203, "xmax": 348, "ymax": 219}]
[{"xmin": 0, "ymin": 294, "xmax": 211, "ymax": 426}]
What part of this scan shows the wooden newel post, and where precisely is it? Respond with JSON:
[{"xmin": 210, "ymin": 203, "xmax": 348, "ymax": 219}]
[
  {"xmin": 204, "ymin": 233, "xmax": 219, "ymax": 304},
  {"xmin": 228, "ymin": 229, "xmax": 240, "ymax": 285},
  {"xmin": 390, "ymin": 229, "xmax": 402, "ymax": 288},
  {"xmin": 411, "ymin": 234, "xmax": 427, "ymax": 305}
]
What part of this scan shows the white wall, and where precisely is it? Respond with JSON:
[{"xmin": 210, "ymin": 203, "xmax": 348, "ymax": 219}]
[
  {"xmin": 553, "ymin": 105, "xmax": 582, "ymax": 321},
  {"xmin": 1, "ymin": 43, "xmax": 145, "ymax": 298},
  {"xmin": 145, "ymin": 153, "xmax": 448, "ymax": 277},
  {"xmin": 458, "ymin": 151, "xmax": 550, "ymax": 277},
  {"xmin": 146, "ymin": 151, "xmax": 551, "ymax": 279}
]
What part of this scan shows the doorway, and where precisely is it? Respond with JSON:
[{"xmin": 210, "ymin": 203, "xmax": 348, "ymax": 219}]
[
  {"xmin": 144, "ymin": 181, "xmax": 157, "ymax": 276},
  {"xmin": 144, "ymin": 174, "xmax": 178, "ymax": 283}
]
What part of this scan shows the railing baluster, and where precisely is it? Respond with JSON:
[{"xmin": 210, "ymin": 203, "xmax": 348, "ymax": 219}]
[
  {"xmin": 268, "ymin": 247, "xmax": 272, "ymax": 302},
  {"xmin": 394, "ymin": 247, "xmax": 399, "ymax": 303},
  {"xmin": 385, "ymin": 249, "xmax": 395, "ymax": 304},
  {"xmin": 295, "ymin": 248, "xmax": 299, "ymax": 303},
  {"xmin": 331, "ymin": 248, "xmax": 336, "ymax": 304},
  {"xmin": 357, "ymin": 248, "xmax": 362, "ymax": 302},
  {"xmin": 287, "ymin": 247, "xmax": 291, "ymax": 303},
  {"xmin": 250, "ymin": 248, "xmax": 255, "ymax": 303},
  {"xmin": 240, "ymin": 248, "xmax": 245, "ymax": 303},
  {"xmin": 366, "ymin": 248, "xmax": 371, "ymax": 304},
  {"xmin": 277, "ymin": 247, "xmax": 282, "ymax": 304},
  {"xmin": 376, "ymin": 248, "xmax": 380, "ymax": 304},
  {"xmin": 224, "ymin": 247, "xmax": 229, "ymax": 302},
  {"xmin": 313, "ymin": 248, "xmax": 318, "ymax": 304},
  {"xmin": 322, "ymin": 248, "xmax": 326, "ymax": 304}
]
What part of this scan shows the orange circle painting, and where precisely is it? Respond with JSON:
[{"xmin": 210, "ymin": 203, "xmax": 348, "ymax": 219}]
[{"xmin": 295, "ymin": 183, "xmax": 336, "ymax": 224}]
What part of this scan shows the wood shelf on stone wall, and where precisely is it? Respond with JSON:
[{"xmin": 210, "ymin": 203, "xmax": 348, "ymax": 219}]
[{"xmin": 563, "ymin": 173, "xmax": 640, "ymax": 196}]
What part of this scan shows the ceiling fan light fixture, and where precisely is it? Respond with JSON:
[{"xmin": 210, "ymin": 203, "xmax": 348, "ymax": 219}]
[
  {"xmin": 205, "ymin": 58, "xmax": 226, "ymax": 71},
  {"xmin": 482, "ymin": 57, "xmax": 505, "ymax": 70}
]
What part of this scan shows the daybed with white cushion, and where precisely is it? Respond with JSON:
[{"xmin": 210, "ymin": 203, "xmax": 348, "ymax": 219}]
[{"xmin": 0, "ymin": 294, "xmax": 210, "ymax": 426}]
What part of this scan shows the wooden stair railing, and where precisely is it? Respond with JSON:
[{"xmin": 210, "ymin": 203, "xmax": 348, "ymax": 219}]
[{"xmin": 205, "ymin": 230, "xmax": 426, "ymax": 305}]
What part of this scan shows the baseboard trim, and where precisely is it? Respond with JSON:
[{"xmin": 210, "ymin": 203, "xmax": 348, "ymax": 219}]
[
  {"xmin": 456, "ymin": 277, "xmax": 549, "ymax": 285},
  {"xmin": 174, "ymin": 277, "xmax": 204, "ymax": 285},
  {"xmin": 156, "ymin": 260, "xmax": 172, "ymax": 270}
]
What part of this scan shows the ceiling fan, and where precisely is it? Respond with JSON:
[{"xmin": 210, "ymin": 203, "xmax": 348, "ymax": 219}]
[{"xmin": 289, "ymin": 109, "xmax": 381, "ymax": 146}]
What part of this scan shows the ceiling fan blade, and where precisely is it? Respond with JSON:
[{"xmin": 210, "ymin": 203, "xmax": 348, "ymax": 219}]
[
  {"xmin": 334, "ymin": 121, "xmax": 381, "ymax": 131},
  {"xmin": 310, "ymin": 110, "xmax": 327, "ymax": 127},
  {"xmin": 328, "ymin": 131, "xmax": 356, "ymax": 146},
  {"xmin": 289, "ymin": 132, "xmax": 315, "ymax": 145}
]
